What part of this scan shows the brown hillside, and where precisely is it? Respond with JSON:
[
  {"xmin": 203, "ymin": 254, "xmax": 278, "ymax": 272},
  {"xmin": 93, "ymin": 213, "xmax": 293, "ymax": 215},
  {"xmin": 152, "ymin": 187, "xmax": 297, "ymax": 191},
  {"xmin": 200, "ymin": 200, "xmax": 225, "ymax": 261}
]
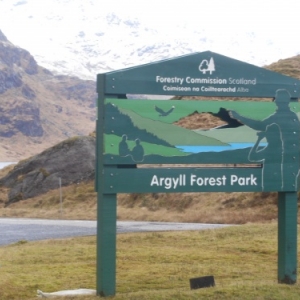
[
  {"xmin": 0, "ymin": 30, "xmax": 96, "ymax": 161},
  {"xmin": 266, "ymin": 55, "xmax": 300, "ymax": 79}
]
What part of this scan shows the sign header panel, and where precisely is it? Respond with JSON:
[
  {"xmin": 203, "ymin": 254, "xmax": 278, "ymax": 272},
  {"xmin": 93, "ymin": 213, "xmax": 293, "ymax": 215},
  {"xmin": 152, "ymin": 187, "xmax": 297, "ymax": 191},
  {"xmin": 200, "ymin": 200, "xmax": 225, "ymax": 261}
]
[{"xmin": 102, "ymin": 51, "xmax": 300, "ymax": 97}]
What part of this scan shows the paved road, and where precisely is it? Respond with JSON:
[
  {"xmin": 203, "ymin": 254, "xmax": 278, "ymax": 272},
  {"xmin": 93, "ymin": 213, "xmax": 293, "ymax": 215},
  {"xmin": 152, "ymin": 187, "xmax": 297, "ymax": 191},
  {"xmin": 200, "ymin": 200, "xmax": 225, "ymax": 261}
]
[{"xmin": 0, "ymin": 218, "xmax": 230, "ymax": 246}]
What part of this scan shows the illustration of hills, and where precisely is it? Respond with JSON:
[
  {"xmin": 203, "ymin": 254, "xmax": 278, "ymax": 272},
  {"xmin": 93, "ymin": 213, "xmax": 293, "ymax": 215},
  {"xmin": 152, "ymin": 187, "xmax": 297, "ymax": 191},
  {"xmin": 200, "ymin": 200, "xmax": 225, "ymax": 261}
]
[
  {"xmin": 118, "ymin": 107, "xmax": 226, "ymax": 146},
  {"xmin": 196, "ymin": 125, "xmax": 259, "ymax": 143},
  {"xmin": 103, "ymin": 98, "xmax": 300, "ymax": 163},
  {"xmin": 106, "ymin": 98, "xmax": 280, "ymax": 125},
  {"xmin": 104, "ymin": 102, "xmax": 227, "ymax": 157}
]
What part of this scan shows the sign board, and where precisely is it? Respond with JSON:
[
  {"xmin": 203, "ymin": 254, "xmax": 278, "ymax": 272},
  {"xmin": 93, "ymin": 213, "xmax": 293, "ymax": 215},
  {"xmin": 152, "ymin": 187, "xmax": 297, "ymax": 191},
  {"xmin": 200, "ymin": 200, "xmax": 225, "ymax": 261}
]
[
  {"xmin": 103, "ymin": 97, "xmax": 300, "ymax": 192},
  {"xmin": 96, "ymin": 51, "xmax": 300, "ymax": 296}
]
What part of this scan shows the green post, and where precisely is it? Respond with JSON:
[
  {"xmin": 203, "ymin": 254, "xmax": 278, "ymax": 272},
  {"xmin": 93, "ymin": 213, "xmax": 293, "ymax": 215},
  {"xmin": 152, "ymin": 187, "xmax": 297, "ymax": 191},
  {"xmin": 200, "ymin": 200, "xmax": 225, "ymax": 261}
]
[
  {"xmin": 278, "ymin": 192, "xmax": 298, "ymax": 284},
  {"xmin": 96, "ymin": 193, "xmax": 117, "ymax": 296},
  {"xmin": 96, "ymin": 73, "xmax": 117, "ymax": 296}
]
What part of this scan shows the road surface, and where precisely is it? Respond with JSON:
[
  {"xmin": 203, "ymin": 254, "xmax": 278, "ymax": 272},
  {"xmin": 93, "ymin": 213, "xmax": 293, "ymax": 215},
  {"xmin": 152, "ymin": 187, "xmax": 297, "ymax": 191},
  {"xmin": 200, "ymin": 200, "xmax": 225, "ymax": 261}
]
[{"xmin": 0, "ymin": 218, "xmax": 231, "ymax": 246}]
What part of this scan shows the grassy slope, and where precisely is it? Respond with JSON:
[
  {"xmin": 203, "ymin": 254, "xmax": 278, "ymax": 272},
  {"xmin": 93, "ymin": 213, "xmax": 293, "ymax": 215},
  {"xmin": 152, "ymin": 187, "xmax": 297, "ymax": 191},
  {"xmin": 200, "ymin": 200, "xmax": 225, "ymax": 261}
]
[{"xmin": 1, "ymin": 224, "xmax": 300, "ymax": 300}]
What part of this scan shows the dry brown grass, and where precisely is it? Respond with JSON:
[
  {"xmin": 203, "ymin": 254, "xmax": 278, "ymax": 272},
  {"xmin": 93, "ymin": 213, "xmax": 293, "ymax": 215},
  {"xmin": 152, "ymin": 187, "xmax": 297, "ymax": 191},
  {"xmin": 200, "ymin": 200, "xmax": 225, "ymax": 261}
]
[
  {"xmin": 0, "ymin": 181, "xmax": 97, "ymax": 220},
  {"xmin": 117, "ymin": 191, "xmax": 279, "ymax": 224},
  {"xmin": 0, "ymin": 161, "xmax": 295, "ymax": 224},
  {"xmin": 0, "ymin": 176, "xmax": 287, "ymax": 224}
]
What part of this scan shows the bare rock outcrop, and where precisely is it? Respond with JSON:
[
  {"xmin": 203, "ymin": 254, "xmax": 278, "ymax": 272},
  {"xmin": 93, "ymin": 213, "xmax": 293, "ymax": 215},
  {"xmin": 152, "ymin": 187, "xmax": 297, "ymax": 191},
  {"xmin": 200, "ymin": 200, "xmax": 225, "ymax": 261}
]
[{"xmin": 0, "ymin": 135, "xmax": 95, "ymax": 205}]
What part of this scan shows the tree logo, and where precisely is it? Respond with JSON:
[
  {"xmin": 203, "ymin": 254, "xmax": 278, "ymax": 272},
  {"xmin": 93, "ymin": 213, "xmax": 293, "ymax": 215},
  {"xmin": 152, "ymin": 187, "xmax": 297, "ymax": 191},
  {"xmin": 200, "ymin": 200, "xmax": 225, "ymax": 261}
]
[{"xmin": 199, "ymin": 57, "xmax": 215, "ymax": 75}]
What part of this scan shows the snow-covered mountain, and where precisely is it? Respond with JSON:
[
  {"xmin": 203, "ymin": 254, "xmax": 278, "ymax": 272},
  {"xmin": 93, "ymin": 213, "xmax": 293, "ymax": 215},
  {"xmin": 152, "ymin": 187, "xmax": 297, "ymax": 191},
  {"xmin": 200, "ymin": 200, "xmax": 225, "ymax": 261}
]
[{"xmin": 0, "ymin": 0, "xmax": 299, "ymax": 80}]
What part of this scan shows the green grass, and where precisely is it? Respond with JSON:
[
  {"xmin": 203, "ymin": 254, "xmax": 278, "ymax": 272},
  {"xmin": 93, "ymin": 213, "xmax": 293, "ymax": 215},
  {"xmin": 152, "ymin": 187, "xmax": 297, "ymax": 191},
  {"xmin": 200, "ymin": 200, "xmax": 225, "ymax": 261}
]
[
  {"xmin": 1, "ymin": 223, "xmax": 300, "ymax": 299},
  {"xmin": 105, "ymin": 134, "xmax": 189, "ymax": 156}
]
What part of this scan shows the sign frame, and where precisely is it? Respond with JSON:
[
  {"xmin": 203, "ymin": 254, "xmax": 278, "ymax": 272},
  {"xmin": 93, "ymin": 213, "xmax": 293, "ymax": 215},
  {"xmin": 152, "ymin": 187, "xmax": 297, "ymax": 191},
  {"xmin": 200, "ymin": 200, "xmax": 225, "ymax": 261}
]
[{"xmin": 96, "ymin": 51, "xmax": 300, "ymax": 296}]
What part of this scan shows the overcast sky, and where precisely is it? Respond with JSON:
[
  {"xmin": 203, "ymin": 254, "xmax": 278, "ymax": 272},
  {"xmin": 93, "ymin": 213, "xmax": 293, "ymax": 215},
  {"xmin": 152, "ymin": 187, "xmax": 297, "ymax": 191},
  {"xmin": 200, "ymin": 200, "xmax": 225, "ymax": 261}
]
[{"xmin": 0, "ymin": 0, "xmax": 299, "ymax": 69}]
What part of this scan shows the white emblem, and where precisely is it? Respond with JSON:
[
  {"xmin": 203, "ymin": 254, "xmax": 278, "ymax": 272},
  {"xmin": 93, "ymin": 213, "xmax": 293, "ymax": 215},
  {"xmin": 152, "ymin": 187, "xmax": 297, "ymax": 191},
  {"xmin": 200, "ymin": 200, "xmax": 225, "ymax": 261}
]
[{"xmin": 199, "ymin": 57, "xmax": 215, "ymax": 75}]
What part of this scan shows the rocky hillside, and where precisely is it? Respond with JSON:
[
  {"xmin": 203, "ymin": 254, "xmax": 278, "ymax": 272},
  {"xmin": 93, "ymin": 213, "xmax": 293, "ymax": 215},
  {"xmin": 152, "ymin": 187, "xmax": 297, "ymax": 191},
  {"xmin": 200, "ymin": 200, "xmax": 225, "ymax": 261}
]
[
  {"xmin": 0, "ymin": 30, "xmax": 96, "ymax": 161},
  {"xmin": 0, "ymin": 135, "xmax": 95, "ymax": 205}
]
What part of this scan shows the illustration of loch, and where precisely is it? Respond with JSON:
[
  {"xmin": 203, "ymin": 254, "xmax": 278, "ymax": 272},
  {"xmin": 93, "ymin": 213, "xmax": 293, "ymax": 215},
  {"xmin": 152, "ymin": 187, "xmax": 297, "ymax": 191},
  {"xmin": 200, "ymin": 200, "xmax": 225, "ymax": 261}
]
[{"xmin": 104, "ymin": 88, "xmax": 300, "ymax": 192}]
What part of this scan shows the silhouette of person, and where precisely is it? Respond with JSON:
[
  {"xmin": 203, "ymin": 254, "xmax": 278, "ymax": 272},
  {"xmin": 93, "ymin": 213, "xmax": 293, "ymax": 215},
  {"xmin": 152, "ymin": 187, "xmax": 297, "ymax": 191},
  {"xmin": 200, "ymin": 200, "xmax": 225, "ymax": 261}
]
[
  {"xmin": 230, "ymin": 89, "xmax": 300, "ymax": 190},
  {"xmin": 248, "ymin": 124, "xmax": 283, "ymax": 191},
  {"xmin": 119, "ymin": 134, "xmax": 130, "ymax": 157},
  {"xmin": 131, "ymin": 138, "xmax": 144, "ymax": 162}
]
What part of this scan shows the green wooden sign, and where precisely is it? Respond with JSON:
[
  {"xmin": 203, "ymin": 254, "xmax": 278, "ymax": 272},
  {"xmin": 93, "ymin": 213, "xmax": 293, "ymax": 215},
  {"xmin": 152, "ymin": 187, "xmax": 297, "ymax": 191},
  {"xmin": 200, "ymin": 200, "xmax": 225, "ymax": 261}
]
[
  {"xmin": 103, "ymin": 96, "xmax": 300, "ymax": 192},
  {"xmin": 96, "ymin": 51, "xmax": 300, "ymax": 296}
]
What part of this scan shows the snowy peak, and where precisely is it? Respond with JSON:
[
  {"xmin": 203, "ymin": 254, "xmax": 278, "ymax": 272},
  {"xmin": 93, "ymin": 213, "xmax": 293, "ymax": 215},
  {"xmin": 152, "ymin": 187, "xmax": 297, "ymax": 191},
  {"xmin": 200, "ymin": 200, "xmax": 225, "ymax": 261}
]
[
  {"xmin": 0, "ymin": 1, "xmax": 299, "ymax": 80},
  {"xmin": 0, "ymin": 30, "xmax": 8, "ymax": 42}
]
